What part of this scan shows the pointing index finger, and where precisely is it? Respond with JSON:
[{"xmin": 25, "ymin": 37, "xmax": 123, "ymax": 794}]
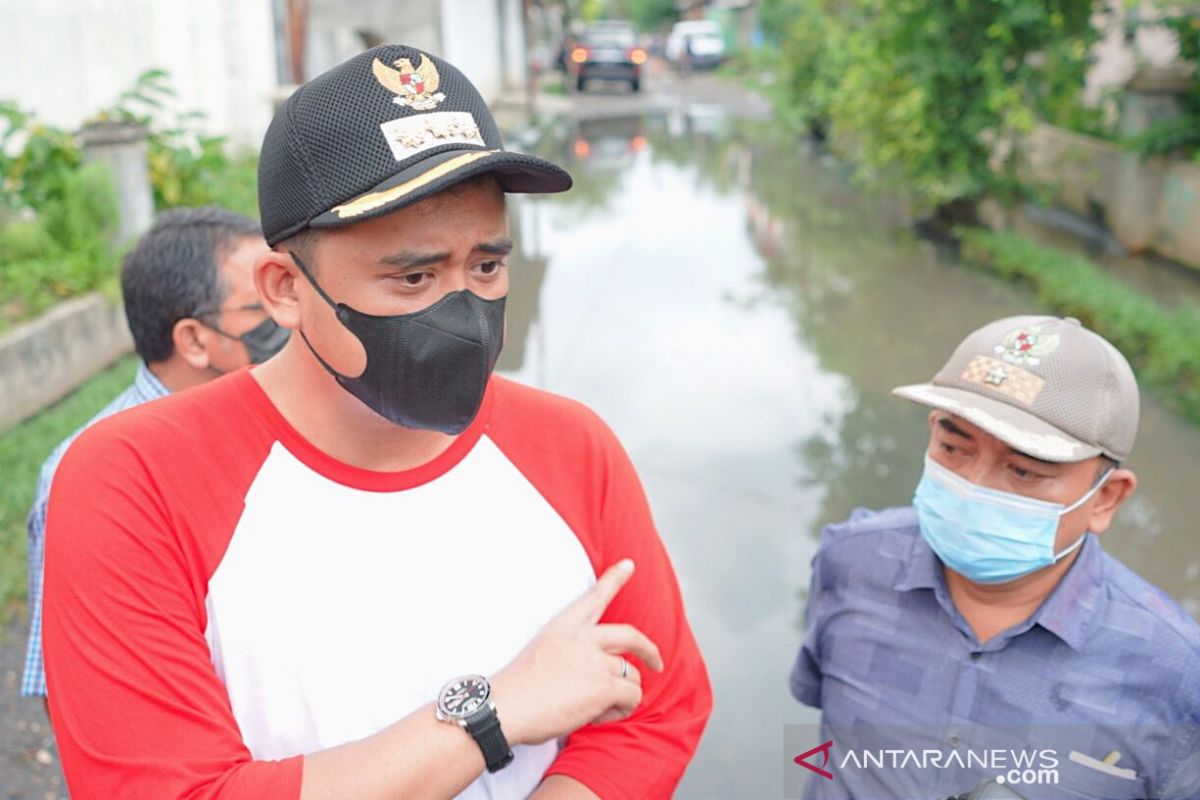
[{"xmin": 583, "ymin": 558, "xmax": 635, "ymax": 623}]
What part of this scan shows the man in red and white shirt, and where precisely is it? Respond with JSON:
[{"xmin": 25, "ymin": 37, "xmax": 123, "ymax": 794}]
[{"xmin": 43, "ymin": 45, "xmax": 712, "ymax": 799}]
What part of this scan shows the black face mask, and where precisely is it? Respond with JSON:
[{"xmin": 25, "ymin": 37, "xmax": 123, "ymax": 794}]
[
  {"xmin": 292, "ymin": 253, "xmax": 505, "ymax": 435},
  {"xmin": 202, "ymin": 316, "xmax": 291, "ymax": 365}
]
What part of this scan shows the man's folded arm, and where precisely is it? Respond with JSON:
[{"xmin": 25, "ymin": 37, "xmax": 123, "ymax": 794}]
[{"xmin": 542, "ymin": 431, "xmax": 713, "ymax": 800}]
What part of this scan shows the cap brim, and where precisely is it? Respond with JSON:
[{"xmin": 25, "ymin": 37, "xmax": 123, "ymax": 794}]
[
  {"xmin": 892, "ymin": 383, "xmax": 1102, "ymax": 463},
  {"xmin": 310, "ymin": 148, "xmax": 572, "ymax": 229}
]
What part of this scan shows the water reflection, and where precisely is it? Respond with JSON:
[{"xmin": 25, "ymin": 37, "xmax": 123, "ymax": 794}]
[{"xmin": 498, "ymin": 108, "xmax": 1200, "ymax": 799}]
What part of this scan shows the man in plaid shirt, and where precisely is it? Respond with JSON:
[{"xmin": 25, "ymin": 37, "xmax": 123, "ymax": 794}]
[{"xmin": 22, "ymin": 206, "xmax": 284, "ymax": 701}]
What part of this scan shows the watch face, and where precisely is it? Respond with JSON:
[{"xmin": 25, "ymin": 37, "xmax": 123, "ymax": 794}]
[{"xmin": 438, "ymin": 675, "xmax": 490, "ymax": 719}]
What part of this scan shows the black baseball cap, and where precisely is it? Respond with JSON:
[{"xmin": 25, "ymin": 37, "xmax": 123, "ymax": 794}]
[{"xmin": 258, "ymin": 45, "xmax": 572, "ymax": 247}]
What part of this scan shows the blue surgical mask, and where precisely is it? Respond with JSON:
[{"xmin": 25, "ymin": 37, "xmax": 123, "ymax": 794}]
[{"xmin": 913, "ymin": 456, "xmax": 1112, "ymax": 584}]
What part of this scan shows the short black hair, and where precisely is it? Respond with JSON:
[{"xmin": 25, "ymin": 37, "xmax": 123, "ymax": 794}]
[
  {"xmin": 121, "ymin": 207, "xmax": 261, "ymax": 363},
  {"xmin": 278, "ymin": 227, "xmax": 321, "ymax": 270}
]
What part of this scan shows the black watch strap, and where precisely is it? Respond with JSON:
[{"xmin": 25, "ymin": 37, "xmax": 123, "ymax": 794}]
[{"xmin": 465, "ymin": 704, "xmax": 514, "ymax": 773}]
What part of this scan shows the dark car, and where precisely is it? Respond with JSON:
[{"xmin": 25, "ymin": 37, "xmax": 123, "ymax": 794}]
[{"xmin": 567, "ymin": 21, "xmax": 647, "ymax": 92}]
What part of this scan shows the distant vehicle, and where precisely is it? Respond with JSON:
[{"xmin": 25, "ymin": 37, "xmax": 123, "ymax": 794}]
[
  {"xmin": 666, "ymin": 20, "xmax": 726, "ymax": 70},
  {"xmin": 567, "ymin": 21, "xmax": 647, "ymax": 92}
]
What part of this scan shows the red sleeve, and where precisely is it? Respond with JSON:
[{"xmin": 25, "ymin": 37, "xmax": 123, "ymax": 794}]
[
  {"xmin": 42, "ymin": 404, "xmax": 303, "ymax": 799},
  {"xmin": 488, "ymin": 380, "xmax": 713, "ymax": 799}
]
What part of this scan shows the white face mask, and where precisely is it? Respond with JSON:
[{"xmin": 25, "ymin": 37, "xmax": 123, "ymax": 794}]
[{"xmin": 913, "ymin": 456, "xmax": 1113, "ymax": 584}]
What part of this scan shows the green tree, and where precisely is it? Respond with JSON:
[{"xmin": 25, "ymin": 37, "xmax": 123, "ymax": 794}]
[
  {"xmin": 763, "ymin": 0, "xmax": 1101, "ymax": 223},
  {"xmin": 757, "ymin": 0, "xmax": 847, "ymax": 137}
]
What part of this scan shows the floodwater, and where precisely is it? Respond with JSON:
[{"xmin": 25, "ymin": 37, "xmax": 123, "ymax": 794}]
[{"xmin": 496, "ymin": 108, "xmax": 1200, "ymax": 798}]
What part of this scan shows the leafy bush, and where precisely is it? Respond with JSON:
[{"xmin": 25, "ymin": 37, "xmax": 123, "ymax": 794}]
[
  {"xmin": 760, "ymin": 0, "xmax": 1101, "ymax": 215},
  {"xmin": 0, "ymin": 70, "xmax": 260, "ymax": 331},
  {"xmin": 756, "ymin": 0, "xmax": 845, "ymax": 136},
  {"xmin": 959, "ymin": 228, "xmax": 1200, "ymax": 422},
  {"xmin": 0, "ymin": 102, "xmax": 119, "ymax": 330},
  {"xmin": 91, "ymin": 69, "xmax": 260, "ymax": 217}
]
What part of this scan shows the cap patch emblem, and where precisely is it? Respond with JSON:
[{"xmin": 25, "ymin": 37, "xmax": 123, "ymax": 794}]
[
  {"xmin": 994, "ymin": 325, "xmax": 1060, "ymax": 366},
  {"xmin": 962, "ymin": 355, "xmax": 1046, "ymax": 407},
  {"xmin": 380, "ymin": 112, "xmax": 485, "ymax": 162},
  {"xmin": 372, "ymin": 54, "xmax": 446, "ymax": 110}
]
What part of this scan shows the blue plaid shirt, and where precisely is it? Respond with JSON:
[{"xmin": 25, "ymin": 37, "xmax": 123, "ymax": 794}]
[
  {"xmin": 791, "ymin": 506, "xmax": 1200, "ymax": 800},
  {"xmin": 22, "ymin": 363, "xmax": 169, "ymax": 697}
]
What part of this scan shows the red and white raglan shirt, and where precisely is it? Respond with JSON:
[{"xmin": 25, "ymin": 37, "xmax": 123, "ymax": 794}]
[{"xmin": 42, "ymin": 371, "xmax": 712, "ymax": 799}]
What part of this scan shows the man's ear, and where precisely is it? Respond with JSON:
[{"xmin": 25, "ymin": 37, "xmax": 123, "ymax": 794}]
[
  {"xmin": 256, "ymin": 250, "xmax": 303, "ymax": 330},
  {"xmin": 1086, "ymin": 468, "xmax": 1137, "ymax": 535},
  {"xmin": 172, "ymin": 317, "xmax": 212, "ymax": 370}
]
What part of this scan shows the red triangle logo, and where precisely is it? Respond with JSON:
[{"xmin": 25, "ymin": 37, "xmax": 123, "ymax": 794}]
[{"xmin": 794, "ymin": 740, "xmax": 834, "ymax": 780}]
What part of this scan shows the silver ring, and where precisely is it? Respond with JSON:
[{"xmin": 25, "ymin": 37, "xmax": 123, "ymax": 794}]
[{"xmin": 620, "ymin": 657, "xmax": 629, "ymax": 679}]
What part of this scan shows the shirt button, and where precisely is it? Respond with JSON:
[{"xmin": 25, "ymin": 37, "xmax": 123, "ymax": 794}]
[
  {"xmin": 970, "ymin": 652, "xmax": 982, "ymax": 661},
  {"xmin": 949, "ymin": 734, "xmax": 961, "ymax": 747}
]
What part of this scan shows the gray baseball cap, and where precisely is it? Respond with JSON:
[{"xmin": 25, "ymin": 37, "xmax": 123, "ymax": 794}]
[{"xmin": 893, "ymin": 315, "xmax": 1139, "ymax": 462}]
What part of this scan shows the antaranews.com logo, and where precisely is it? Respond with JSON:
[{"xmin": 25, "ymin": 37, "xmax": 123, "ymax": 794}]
[
  {"xmin": 783, "ymin": 727, "xmax": 1063, "ymax": 799},
  {"xmin": 794, "ymin": 739, "xmax": 1059, "ymax": 786}
]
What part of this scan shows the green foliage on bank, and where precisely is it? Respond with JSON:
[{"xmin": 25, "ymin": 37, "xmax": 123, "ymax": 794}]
[
  {"xmin": 959, "ymin": 228, "xmax": 1200, "ymax": 422},
  {"xmin": 0, "ymin": 70, "xmax": 259, "ymax": 334},
  {"xmin": 0, "ymin": 105, "xmax": 121, "ymax": 329},
  {"xmin": 0, "ymin": 356, "xmax": 139, "ymax": 617},
  {"xmin": 758, "ymin": 0, "xmax": 1101, "ymax": 211}
]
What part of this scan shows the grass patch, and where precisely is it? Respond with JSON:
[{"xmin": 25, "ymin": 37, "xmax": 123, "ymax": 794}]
[
  {"xmin": 959, "ymin": 228, "xmax": 1200, "ymax": 423},
  {"xmin": 0, "ymin": 355, "xmax": 139, "ymax": 618}
]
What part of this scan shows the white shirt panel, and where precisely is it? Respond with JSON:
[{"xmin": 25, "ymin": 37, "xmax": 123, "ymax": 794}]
[{"xmin": 204, "ymin": 435, "xmax": 596, "ymax": 798}]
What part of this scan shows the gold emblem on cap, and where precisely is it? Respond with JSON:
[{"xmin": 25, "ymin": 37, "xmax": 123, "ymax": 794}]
[{"xmin": 372, "ymin": 53, "xmax": 447, "ymax": 111}]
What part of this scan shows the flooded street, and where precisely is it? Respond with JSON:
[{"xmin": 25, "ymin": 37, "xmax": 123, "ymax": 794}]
[
  {"xmin": 497, "ymin": 74, "xmax": 1200, "ymax": 799},
  {"xmin": 2, "ymin": 69, "xmax": 1195, "ymax": 800}
]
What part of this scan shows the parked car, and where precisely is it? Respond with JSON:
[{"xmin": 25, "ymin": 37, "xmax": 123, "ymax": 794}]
[
  {"xmin": 665, "ymin": 20, "xmax": 726, "ymax": 70},
  {"xmin": 567, "ymin": 21, "xmax": 647, "ymax": 92}
]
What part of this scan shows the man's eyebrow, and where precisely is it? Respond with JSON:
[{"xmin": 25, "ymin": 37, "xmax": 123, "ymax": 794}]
[
  {"xmin": 476, "ymin": 237, "xmax": 513, "ymax": 256},
  {"xmin": 377, "ymin": 238, "xmax": 513, "ymax": 268},
  {"xmin": 1006, "ymin": 447, "xmax": 1058, "ymax": 467},
  {"xmin": 379, "ymin": 250, "xmax": 451, "ymax": 269},
  {"xmin": 937, "ymin": 417, "xmax": 974, "ymax": 439}
]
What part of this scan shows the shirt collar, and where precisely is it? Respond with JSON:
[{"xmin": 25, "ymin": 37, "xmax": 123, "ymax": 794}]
[
  {"xmin": 894, "ymin": 527, "xmax": 1107, "ymax": 652},
  {"xmin": 132, "ymin": 362, "xmax": 171, "ymax": 402},
  {"xmin": 1031, "ymin": 533, "xmax": 1106, "ymax": 651},
  {"xmin": 894, "ymin": 530, "xmax": 943, "ymax": 593}
]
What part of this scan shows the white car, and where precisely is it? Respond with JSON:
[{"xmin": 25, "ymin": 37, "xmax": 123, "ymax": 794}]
[{"xmin": 666, "ymin": 20, "xmax": 726, "ymax": 69}]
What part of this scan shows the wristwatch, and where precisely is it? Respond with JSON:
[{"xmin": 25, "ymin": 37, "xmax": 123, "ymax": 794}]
[{"xmin": 435, "ymin": 674, "xmax": 514, "ymax": 773}]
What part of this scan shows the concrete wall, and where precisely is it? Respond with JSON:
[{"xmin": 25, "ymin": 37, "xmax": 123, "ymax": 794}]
[
  {"xmin": 0, "ymin": 295, "xmax": 132, "ymax": 433},
  {"xmin": 441, "ymin": 0, "xmax": 506, "ymax": 102},
  {"xmin": 306, "ymin": 0, "xmax": 443, "ymax": 79},
  {"xmin": 304, "ymin": 0, "xmax": 525, "ymax": 103},
  {"xmin": 1024, "ymin": 123, "xmax": 1200, "ymax": 271},
  {"xmin": 0, "ymin": 0, "xmax": 279, "ymax": 149}
]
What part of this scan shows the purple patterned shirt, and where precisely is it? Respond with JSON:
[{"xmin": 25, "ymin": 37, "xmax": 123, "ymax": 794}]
[{"xmin": 791, "ymin": 506, "xmax": 1200, "ymax": 800}]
